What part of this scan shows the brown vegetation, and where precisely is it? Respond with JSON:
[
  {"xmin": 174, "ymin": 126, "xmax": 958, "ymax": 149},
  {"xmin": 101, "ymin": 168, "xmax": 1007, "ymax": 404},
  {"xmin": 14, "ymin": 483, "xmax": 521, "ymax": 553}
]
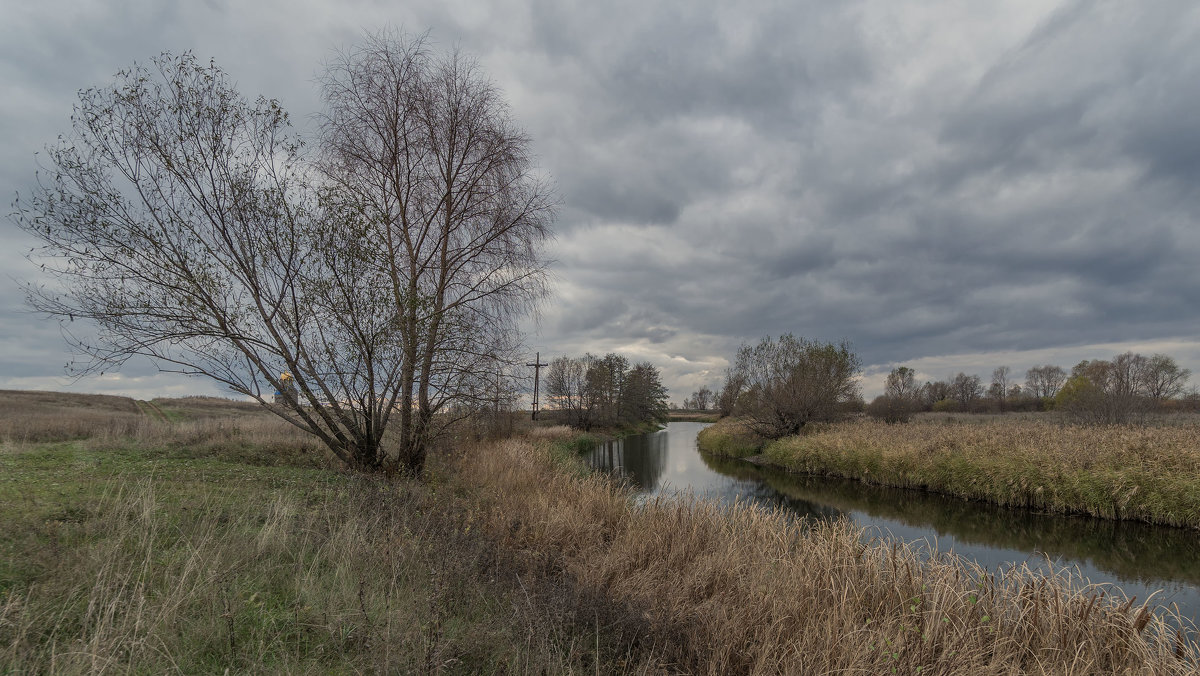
[
  {"xmin": 0, "ymin": 394, "xmax": 666, "ymax": 673},
  {"xmin": 454, "ymin": 437, "xmax": 1199, "ymax": 674},
  {"xmin": 701, "ymin": 414, "xmax": 1200, "ymax": 529},
  {"xmin": 5, "ymin": 389, "xmax": 1199, "ymax": 673},
  {"xmin": 0, "ymin": 390, "xmax": 144, "ymax": 443}
]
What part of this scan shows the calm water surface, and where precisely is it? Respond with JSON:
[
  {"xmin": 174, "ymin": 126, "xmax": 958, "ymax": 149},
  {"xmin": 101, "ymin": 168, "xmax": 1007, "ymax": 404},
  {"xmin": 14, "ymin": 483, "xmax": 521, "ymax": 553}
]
[{"xmin": 585, "ymin": 422, "xmax": 1200, "ymax": 626}]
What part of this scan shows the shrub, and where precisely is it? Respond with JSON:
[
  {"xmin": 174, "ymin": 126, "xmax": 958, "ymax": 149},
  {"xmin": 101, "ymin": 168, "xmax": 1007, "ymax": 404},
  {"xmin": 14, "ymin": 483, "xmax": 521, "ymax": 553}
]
[
  {"xmin": 865, "ymin": 395, "xmax": 914, "ymax": 423},
  {"xmin": 931, "ymin": 399, "xmax": 961, "ymax": 413},
  {"xmin": 728, "ymin": 335, "xmax": 861, "ymax": 439}
]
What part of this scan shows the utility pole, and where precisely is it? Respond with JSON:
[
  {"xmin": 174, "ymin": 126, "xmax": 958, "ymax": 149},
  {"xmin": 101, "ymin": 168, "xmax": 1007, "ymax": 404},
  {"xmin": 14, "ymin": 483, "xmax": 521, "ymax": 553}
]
[{"xmin": 526, "ymin": 351, "xmax": 548, "ymax": 420}]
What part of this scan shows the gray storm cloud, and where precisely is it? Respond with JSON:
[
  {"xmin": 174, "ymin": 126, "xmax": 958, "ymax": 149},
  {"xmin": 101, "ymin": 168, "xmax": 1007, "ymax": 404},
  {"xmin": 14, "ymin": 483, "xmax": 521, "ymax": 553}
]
[{"xmin": 4, "ymin": 0, "xmax": 1200, "ymax": 401}]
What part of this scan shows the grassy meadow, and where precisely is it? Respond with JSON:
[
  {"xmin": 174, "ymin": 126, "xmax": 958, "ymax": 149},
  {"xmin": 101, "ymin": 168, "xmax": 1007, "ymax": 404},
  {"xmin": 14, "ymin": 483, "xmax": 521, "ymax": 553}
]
[
  {"xmin": 698, "ymin": 414, "xmax": 1200, "ymax": 529},
  {"xmin": 3, "ymin": 391, "xmax": 1199, "ymax": 673},
  {"xmin": 1, "ymin": 394, "xmax": 665, "ymax": 673}
]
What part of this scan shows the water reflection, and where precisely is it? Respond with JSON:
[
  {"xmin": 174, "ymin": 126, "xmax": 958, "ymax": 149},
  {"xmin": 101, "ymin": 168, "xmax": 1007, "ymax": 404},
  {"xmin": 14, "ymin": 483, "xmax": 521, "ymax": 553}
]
[
  {"xmin": 698, "ymin": 452, "xmax": 1200, "ymax": 590},
  {"xmin": 586, "ymin": 422, "xmax": 1200, "ymax": 624},
  {"xmin": 585, "ymin": 427, "xmax": 668, "ymax": 490}
]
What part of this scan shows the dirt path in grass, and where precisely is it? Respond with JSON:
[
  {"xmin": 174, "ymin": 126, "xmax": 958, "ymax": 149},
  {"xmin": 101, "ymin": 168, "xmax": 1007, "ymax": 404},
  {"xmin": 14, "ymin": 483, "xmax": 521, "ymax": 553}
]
[{"xmin": 136, "ymin": 400, "xmax": 170, "ymax": 423}]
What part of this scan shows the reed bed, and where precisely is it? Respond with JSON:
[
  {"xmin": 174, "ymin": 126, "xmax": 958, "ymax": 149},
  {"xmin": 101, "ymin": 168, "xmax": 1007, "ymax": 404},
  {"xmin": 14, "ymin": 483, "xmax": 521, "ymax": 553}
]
[
  {"xmin": 455, "ymin": 437, "xmax": 1200, "ymax": 675},
  {"xmin": 698, "ymin": 417, "xmax": 1200, "ymax": 529}
]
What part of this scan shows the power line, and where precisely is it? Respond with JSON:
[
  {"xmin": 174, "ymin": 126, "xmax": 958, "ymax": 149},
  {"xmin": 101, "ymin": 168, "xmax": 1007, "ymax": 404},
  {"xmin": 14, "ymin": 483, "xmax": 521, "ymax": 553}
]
[{"xmin": 526, "ymin": 351, "xmax": 549, "ymax": 420}]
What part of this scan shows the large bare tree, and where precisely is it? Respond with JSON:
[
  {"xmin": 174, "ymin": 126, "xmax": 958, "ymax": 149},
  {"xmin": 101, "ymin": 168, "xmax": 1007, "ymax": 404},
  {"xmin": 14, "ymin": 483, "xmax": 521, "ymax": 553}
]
[
  {"xmin": 16, "ymin": 39, "xmax": 552, "ymax": 475},
  {"xmin": 318, "ymin": 31, "xmax": 555, "ymax": 473},
  {"xmin": 1142, "ymin": 353, "xmax": 1190, "ymax": 401},
  {"xmin": 14, "ymin": 53, "xmax": 412, "ymax": 470}
]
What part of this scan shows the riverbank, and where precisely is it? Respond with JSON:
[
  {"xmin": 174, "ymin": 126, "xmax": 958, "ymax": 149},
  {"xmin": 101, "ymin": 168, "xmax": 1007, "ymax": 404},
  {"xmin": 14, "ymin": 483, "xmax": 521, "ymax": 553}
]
[
  {"xmin": 698, "ymin": 415, "xmax": 1200, "ymax": 529},
  {"xmin": 463, "ymin": 432, "xmax": 1196, "ymax": 673},
  {"xmin": 547, "ymin": 419, "xmax": 668, "ymax": 452},
  {"xmin": 3, "ymin": 395, "xmax": 1197, "ymax": 673}
]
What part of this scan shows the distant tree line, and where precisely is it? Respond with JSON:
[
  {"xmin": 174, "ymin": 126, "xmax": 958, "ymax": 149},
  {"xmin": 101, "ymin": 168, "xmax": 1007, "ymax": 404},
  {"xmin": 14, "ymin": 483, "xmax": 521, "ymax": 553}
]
[
  {"xmin": 866, "ymin": 352, "xmax": 1191, "ymax": 424},
  {"xmin": 543, "ymin": 353, "xmax": 669, "ymax": 430}
]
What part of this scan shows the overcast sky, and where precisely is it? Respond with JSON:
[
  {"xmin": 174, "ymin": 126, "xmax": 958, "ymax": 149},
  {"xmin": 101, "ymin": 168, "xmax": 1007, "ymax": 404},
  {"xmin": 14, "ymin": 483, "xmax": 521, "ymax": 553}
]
[{"xmin": 4, "ymin": 0, "xmax": 1200, "ymax": 403}]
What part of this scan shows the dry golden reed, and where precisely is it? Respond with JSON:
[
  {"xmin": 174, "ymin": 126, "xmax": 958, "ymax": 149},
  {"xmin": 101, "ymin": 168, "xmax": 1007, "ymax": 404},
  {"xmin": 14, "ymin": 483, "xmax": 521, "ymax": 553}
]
[
  {"xmin": 700, "ymin": 416, "xmax": 1200, "ymax": 528},
  {"xmin": 456, "ymin": 436, "xmax": 1200, "ymax": 675}
]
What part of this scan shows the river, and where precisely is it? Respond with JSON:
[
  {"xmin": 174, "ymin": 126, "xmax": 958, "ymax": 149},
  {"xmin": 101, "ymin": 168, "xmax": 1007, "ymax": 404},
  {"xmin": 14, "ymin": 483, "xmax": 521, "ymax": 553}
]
[{"xmin": 584, "ymin": 421, "xmax": 1200, "ymax": 627}]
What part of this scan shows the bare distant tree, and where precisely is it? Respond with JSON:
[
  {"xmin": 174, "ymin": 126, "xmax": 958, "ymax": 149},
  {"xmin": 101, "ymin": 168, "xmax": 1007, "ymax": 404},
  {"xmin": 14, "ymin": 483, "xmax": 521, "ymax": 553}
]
[
  {"xmin": 686, "ymin": 385, "xmax": 714, "ymax": 410},
  {"xmin": 13, "ymin": 53, "xmax": 427, "ymax": 471},
  {"xmin": 950, "ymin": 373, "xmax": 983, "ymax": 409},
  {"xmin": 991, "ymin": 366, "xmax": 1011, "ymax": 411},
  {"xmin": 922, "ymin": 380, "xmax": 953, "ymax": 409},
  {"xmin": 1060, "ymin": 354, "xmax": 1152, "ymax": 424},
  {"xmin": 544, "ymin": 355, "xmax": 590, "ymax": 428},
  {"xmin": 1142, "ymin": 353, "xmax": 1190, "ymax": 401},
  {"xmin": 1025, "ymin": 365, "xmax": 1067, "ymax": 399},
  {"xmin": 320, "ymin": 31, "xmax": 555, "ymax": 473},
  {"xmin": 867, "ymin": 366, "xmax": 921, "ymax": 423},
  {"xmin": 885, "ymin": 367, "xmax": 920, "ymax": 401},
  {"xmin": 717, "ymin": 367, "xmax": 745, "ymax": 417}
]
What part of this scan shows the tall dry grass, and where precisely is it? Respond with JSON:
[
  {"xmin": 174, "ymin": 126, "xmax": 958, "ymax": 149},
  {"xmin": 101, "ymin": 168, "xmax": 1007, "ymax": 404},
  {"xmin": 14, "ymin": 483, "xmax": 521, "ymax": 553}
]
[
  {"xmin": 1, "ymin": 390, "xmax": 329, "ymax": 466},
  {"xmin": 455, "ymin": 437, "xmax": 1200, "ymax": 674},
  {"xmin": 0, "ymin": 390, "xmax": 146, "ymax": 443},
  {"xmin": 0, "ymin": 471, "xmax": 671, "ymax": 673},
  {"xmin": 715, "ymin": 417, "xmax": 1200, "ymax": 528}
]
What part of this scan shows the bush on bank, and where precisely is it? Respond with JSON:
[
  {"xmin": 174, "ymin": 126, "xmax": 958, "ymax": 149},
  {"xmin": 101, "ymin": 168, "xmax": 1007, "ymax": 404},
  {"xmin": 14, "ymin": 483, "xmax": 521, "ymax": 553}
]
[{"xmin": 695, "ymin": 418, "xmax": 764, "ymax": 458}]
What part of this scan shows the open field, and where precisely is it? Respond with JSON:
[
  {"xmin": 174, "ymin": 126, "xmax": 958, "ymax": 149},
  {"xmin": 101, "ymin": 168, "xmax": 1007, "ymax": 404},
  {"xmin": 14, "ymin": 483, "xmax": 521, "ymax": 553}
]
[
  {"xmin": 0, "ymin": 394, "xmax": 666, "ymax": 673},
  {"xmin": 3, "ymin": 390, "xmax": 1199, "ymax": 673},
  {"xmin": 698, "ymin": 414, "xmax": 1200, "ymax": 529}
]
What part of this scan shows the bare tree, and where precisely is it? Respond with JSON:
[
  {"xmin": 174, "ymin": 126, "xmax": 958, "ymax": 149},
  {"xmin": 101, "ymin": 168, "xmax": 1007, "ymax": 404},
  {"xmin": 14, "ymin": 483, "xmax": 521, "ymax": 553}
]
[
  {"xmin": 730, "ymin": 335, "xmax": 861, "ymax": 438},
  {"xmin": 1025, "ymin": 365, "xmax": 1066, "ymax": 400},
  {"xmin": 867, "ymin": 366, "xmax": 920, "ymax": 423},
  {"xmin": 319, "ymin": 31, "xmax": 555, "ymax": 473},
  {"xmin": 544, "ymin": 355, "xmax": 590, "ymax": 428},
  {"xmin": 16, "ymin": 37, "xmax": 553, "ymax": 476},
  {"xmin": 1059, "ymin": 354, "xmax": 1153, "ymax": 424},
  {"xmin": 686, "ymin": 385, "xmax": 714, "ymax": 410},
  {"xmin": 717, "ymin": 367, "xmax": 745, "ymax": 417},
  {"xmin": 1142, "ymin": 353, "xmax": 1190, "ymax": 402},
  {"xmin": 921, "ymin": 380, "xmax": 952, "ymax": 409},
  {"xmin": 13, "ymin": 53, "xmax": 413, "ymax": 471},
  {"xmin": 991, "ymin": 366, "xmax": 1011, "ymax": 411},
  {"xmin": 885, "ymin": 366, "xmax": 920, "ymax": 401},
  {"xmin": 950, "ymin": 372, "xmax": 983, "ymax": 409}
]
